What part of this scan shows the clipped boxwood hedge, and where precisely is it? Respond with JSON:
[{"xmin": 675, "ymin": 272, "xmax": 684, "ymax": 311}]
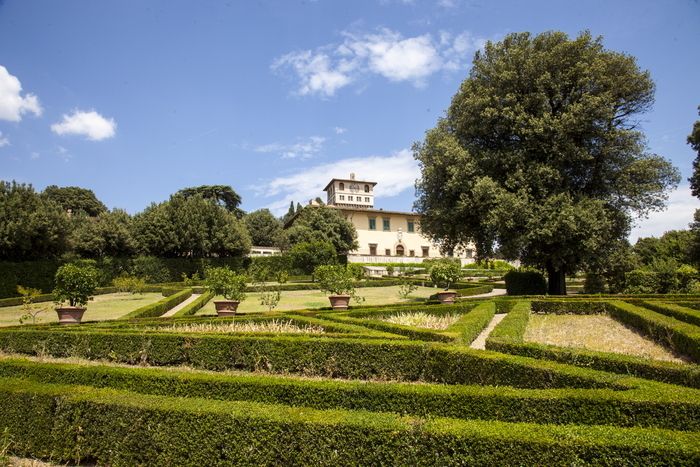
[
  {"xmin": 0, "ymin": 327, "xmax": 631, "ymax": 389},
  {"xmin": 504, "ymin": 270, "xmax": 547, "ymax": 295},
  {"xmin": 531, "ymin": 300, "xmax": 611, "ymax": 314},
  {"xmin": 634, "ymin": 300, "xmax": 700, "ymax": 327},
  {"xmin": 1, "ymin": 378, "xmax": 699, "ymax": 466},
  {"xmin": 0, "ymin": 358, "xmax": 697, "ymax": 431},
  {"xmin": 486, "ymin": 301, "xmax": 700, "ymax": 388},
  {"xmin": 122, "ymin": 288, "xmax": 192, "ymax": 319}
]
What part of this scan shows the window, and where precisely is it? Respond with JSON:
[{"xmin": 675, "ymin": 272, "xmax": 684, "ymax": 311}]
[
  {"xmin": 385, "ymin": 248, "xmax": 391, "ymax": 256},
  {"xmin": 396, "ymin": 245, "xmax": 405, "ymax": 256},
  {"xmin": 409, "ymin": 250, "xmax": 415, "ymax": 257},
  {"xmin": 365, "ymin": 197, "xmax": 370, "ymax": 202},
  {"xmin": 339, "ymin": 195, "xmax": 345, "ymax": 200},
  {"xmin": 348, "ymin": 195, "xmax": 353, "ymax": 201},
  {"xmin": 383, "ymin": 218, "xmax": 390, "ymax": 231},
  {"xmin": 364, "ymin": 184, "xmax": 370, "ymax": 192},
  {"xmin": 407, "ymin": 220, "xmax": 415, "ymax": 233},
  {"xmin": 368, "ymin": 218, "xmax": 376, "ymax": 230},
  {"xmin": 422, "ymin": 246, "xmax": 429, "ymax": 257},
  {"xmin": 339, "ymin": 182, "xmax": 344, "ymax": 190},
  {"xmin": 369, "ymin": 244, "xmax": 377, "ymax": 256}
]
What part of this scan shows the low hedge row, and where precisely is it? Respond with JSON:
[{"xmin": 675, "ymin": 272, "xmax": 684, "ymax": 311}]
[
  {"xmin": 531, "ymin": 300, "xmax": 611, "ymax": 314},
  {"xmin": 0, "ymin": 358, "xmax": 697, "ymax": 431},
  {"xmin": 608, "ymin": 301, "xmax": 700, "ymax": 363},
  {"xmin": 485, "ymin": 301, "xmax": 700, "ymax": 388},
  {"xmin": 634, "ymin": 300, "xmax": 700, "ymax": 327},
  {"xmin": 170, "ymin": 291, "xmax": 214, "ymax": 317},
  {"xmin": 122, "ymin": 288, "xmax": 193, "ymax": 319},
  {"xmin": 2, "ymin": 378, "xmax": 697, "ymax": 466},
  {"xmin": 0, "ymin": 329, "xmax": 630, "ymax": 389},
  {"xmin": 444, "ymin": 302, "xmax": 495, "ymax": 344}
]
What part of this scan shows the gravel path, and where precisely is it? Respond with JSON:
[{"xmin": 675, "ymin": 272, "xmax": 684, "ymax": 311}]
[
  {"xmin": 470, "ymin": 313, "xmax": 507, "ymax": 350},
  {"xmin": 469, "ymin": 288, "xmax": 507, "ymax": 298},
  {"xmin": 161, "ymin": 294, "xmax": 201, "ymax": 318}
]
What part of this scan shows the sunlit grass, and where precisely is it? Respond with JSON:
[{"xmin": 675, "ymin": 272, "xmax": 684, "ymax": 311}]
[
  {"xmin": 148, "ymin": 319, "xmax": 325, "ymax": 334},
  {"xmin": 524, "ymin": 314, "xmax": 687, "ymax": 363},
  {"xmin": 0, "ymin": 293, "xmax": 163, "ymax": 327},
  {"xmin": 382, "ymin": 312, "xmax": 461, "ymax": 330}
]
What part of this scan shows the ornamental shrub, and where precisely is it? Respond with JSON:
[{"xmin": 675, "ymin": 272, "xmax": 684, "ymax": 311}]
[
  {"xmin": 314, "ymin": 265, "xmax": 357, "ymax": 296},
  {"xmin": 429, "ymin": 260, "xmax": 462, "ymax": 290},
  {"xmin": 52, "ymin": 264, "xmax": 99, "ymax": 307},
  {"xmin": 205, "ymin": 267, "xmax": 247, "ymax": 301},
  {"xmin": 504, "ymin": 270, "xmax": 547, "ymax": 295}
]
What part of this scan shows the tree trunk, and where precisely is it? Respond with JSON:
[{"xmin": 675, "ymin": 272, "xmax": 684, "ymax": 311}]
[{"xmin": 546, "ymin": 262, "xmax": 567, "ymax": 295}]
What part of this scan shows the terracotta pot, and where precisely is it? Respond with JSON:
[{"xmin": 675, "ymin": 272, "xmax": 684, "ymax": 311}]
[
  {"xmin": 328, "ymin": 294, "xmax": 351, "ymax": 310},
  {"xmin": 436, "ymin": 291, "xmax": 457, "ymax": 304},
  {"xmin": 55, "ymin": 306, "xmax": 86, "ymax": 325},
  {"xmin": 214, "ymin": 300, "xmax": 240, "ymax": 317}
]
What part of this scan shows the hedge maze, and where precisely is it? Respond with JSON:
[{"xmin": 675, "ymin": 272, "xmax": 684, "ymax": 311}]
[{"xmin": 0, "ymin": 295, "xmax": 699, "ymax": 465}]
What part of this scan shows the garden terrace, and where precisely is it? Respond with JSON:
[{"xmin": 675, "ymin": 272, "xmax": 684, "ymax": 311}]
[{"xmin": 0, "ymin": 296, "xmax": 699, "ymax": 464}]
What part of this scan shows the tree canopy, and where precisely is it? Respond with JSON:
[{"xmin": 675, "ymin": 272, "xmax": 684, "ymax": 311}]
[
  {"xmin": 414, "ymin": 31, "xmax": 679, "ymax": 294},
  {"xmin": 244, "ymin": 209, "xmax": 283, "ymax": 247},
  {"xmin": 69, "ymin": 209, "xmax": 138, "ymax": 258},
  {"xmin": 175, "ymin": 185, "xmax": 244, "ymax": 218},
  {"xmin": 42, "ymin": 185, "xmax": 107, "ymax": 217},
  {"xmin": 0, "ymin": 181, "xmax": 70, "ymax": 261},
  {"xmin": 688, "ymin": 107, "xmax": 700, "ymax": 198},
  {"xmin": 285, "ymin": 206, "xmax": 358, "ymax": 254},
  {"xmin": 132, "ymin": 195, "xmax": 251, "ymax": 258}
]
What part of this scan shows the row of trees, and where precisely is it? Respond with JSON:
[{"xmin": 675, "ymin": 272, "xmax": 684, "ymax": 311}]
[{"xmin": 0, "ymin": 182, "xmax": 357, "ymax": 263}]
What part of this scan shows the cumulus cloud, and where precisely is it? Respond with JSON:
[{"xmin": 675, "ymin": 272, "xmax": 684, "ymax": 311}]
[
  {"xmin": 334, "ymin": 127, "xmax": 347, "ymax": 134},
  {"xmin": 259, "ymin": 148, "xmax": 419, "ymax": 214},
  {"xmin": 0, "ymin": 131, "xmax": 9, "ymax": 147},
  {"xmin": 629, "ymin": 185, "xmax": 700, "ymax": 242},
  {"xmin": 255, "ymin": 136, "xmax": 326, "ymax": 159},
  {"xmin": 272, "ymin": 28, "xmax": 485, "ymax": 97},
  {"xmin": 51, "ymin": 110, "xmax": 116, "ymax": 141},
  {"xmin": 0, "ymin": 65, "xmax": 42, "ymax": 121}
]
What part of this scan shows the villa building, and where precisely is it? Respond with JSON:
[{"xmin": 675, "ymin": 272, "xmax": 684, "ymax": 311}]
[{"xmin": 320, "ymin": 174, "xmax": 475, "ymax": 264}]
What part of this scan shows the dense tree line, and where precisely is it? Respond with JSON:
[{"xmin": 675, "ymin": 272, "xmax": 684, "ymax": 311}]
[{"xmin": 0, "ymin": 182, "xmax": 355, "ymax": 268}]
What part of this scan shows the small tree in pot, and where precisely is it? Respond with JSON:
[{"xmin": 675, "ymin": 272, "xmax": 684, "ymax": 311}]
[
  {"xmin": 314, "ymin": 265, "xmax": 364, "ymax": 310},
  {"xmin": 205, "ymin": 267, "xmax": 247, "ymax": 316},
  {"xmin": 429, "ymin": 260, "xmax": 463, "ymax": 304},
  {"xmin": 53, "ymin": 264, "xmax": 100, "ymax": 324}
]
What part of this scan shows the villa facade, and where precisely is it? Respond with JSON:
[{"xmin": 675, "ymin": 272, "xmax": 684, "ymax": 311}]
[{"xmin": 320, "ymin": 174, "xmax": 475, "ymax": 264}]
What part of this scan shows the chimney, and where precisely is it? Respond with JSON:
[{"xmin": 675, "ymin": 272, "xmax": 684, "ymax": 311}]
[{"xmin": 350, "ymin": 173, "xmax": 355, "ymax": 180}]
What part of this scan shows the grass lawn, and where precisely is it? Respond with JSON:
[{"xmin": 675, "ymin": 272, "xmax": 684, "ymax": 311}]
[
  {"xmin": 524, "ymin": 314, "xmax": 687, "ymax": 363},
  {"xmin": 0, "ymin": 292, "xmax": 163, "ymax": 327},
  {"xmin": 197, "ymin": 285, "xmax": 441, "ymax": 315}
]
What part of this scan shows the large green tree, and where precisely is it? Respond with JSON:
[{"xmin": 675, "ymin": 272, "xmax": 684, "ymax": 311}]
[
  {"xmin": 70, "ymin": 209, "xmax": 138, "ymax": 258},
  {"xmin": 688, "ymin": 107, "xmax": 700, "ymax": 197},
  {"xmin": 42, "ymin": 185, "xmax": 107, "ymax": 217},
  {"xmin": 175, "ymin": 185, "xmax": 244, "ymax": 218},
  {"xmin": 285, "ymin": 206, "xmax": 358, "ymax": 254},
  {"xmin": 414, "ymin": 31, "xmax": 679, "ymax": 294},
  {"xmin": 244, "ymin": 209, "xmax": 283, "ymax": 247},
  {"xmin": 133, "ymin": 195, "xmax": 251, "ymax": 258},
  {"xmin": 633, "ymin": 230, "xmax": 694, "ymax": 267},
  {"xmin": 0, "ymin": 181, "xmax": 70, "ymax": 260}
]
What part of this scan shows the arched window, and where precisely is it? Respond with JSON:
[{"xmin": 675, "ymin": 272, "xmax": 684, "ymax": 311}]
[
  {"xmin": 364, "ymin": 184, "xmax": 370, "ymax": 192},
  {"xmin": 339, "ymin": 182, "xmax": 345, "ymax": 190},
  {"xmin": 396, "ymin": 245, "xmax": 405, "ymax": 256}
]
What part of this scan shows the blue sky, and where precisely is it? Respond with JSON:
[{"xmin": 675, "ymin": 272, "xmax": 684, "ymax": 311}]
[{"xmin": 0, "ymin": 0, "xmax": 699, "ymax": 241}]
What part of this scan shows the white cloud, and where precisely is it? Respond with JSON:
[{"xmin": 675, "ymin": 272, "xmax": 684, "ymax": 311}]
[
  {"xmin": 255, "ymin": 136, "xmax": 326, "ymax": 159},
  {"xmin": 0, "ymin": 65, "xmax": 42, "ymax": 121},
  {"xmin": 272, "ymin": 28, "xmax": 485, "ymax": 97},
  {"xmin": 259, "ymin": 148, "xmax": 419, "ymax": 214},
  {"xmin": 334, "ymin": 127, "xmax": 347, "ymax": 135},
  {"xmin": 629, "ymin": 185, "xmax": 700, "ymax": 242},
  {"xmin": 51, "ymin": 110, "xmax": 116, "ymax": 141},
  {"xmin": 0, "ymin": 131, "xmax": 9, "ymax": 147}
]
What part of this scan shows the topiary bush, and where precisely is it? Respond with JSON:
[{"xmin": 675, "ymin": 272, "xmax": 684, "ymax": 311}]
[
  {"xmin": 504, "ymin": 270, "xmax": 547, "ymax": 295},
  {"xmin": 52, "ymin": 264, "xmax": 100, "ymax": 307}
]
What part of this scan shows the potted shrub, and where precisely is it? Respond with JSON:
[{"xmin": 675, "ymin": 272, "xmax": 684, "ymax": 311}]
[
  {"xmin": 429, "ymin": 261, "xmax": 463, "ymax": 304},
  {"xmin": 205, "ymin": 267, "xmax": 247, "ymax": 317},
  {"xmin": 314, "ymin": 265, "xmax": 364, "ymax": 310},
  {"xmin": 53, "ymin": 264, "xmax": 100, "ymax": 324}
]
